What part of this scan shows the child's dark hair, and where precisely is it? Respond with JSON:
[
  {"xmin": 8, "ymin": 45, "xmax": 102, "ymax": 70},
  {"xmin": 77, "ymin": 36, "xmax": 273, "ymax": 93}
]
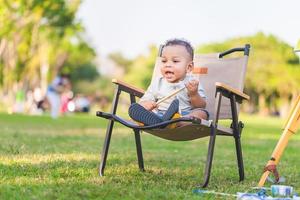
[{"xmin": 162, "ymin": 38, "xmax": 194, "ymax": 59}]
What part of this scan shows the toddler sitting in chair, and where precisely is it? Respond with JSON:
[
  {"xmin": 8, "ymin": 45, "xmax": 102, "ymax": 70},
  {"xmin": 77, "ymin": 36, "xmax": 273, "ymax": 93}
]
[{"xmin": 129, "ymin": 38, "xmax": 209, "ymax": 126}]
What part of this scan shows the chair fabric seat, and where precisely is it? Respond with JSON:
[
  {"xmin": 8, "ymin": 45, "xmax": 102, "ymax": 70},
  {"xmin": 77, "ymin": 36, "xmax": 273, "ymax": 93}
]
[
  {"xmin": 99, "ymin": 112, "xmax": 231, "ymax": 141},
  {"xmin": 145, "ymin": 119, "xmax": 232, "ymax": 141},
  {"xmin": 145, "ymin": 123, "xmax": 211, "ymax": 141}
]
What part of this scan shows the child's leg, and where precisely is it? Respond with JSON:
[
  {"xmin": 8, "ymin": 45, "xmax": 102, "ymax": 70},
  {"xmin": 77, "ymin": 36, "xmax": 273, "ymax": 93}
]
[
  {"xmin": 177, "ymin": 109, "xmax": 209, "ymax": 127},
  {"xmin": 162, "ymin": 99, "xmax": 179, "ymax": 121},
  {"xmin": 187, "ymin": 109, "xmax": 209, "ymax": 120},
  {"xmin": 128, "ymin": 103, "xmax": 162, "ymax": 125}
]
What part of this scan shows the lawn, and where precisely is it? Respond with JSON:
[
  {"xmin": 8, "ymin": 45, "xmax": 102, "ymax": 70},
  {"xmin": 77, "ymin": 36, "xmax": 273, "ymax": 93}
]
[{"xmin": 0, "ymin": 112, "xmax": 299, "ymax": 199}]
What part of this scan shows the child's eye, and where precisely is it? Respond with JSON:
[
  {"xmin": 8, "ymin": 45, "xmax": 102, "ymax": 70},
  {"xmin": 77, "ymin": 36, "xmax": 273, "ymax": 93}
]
[
  {"xmin": 161, "ymin": 60, "xmax": 167, "ymax": 63},
  {"xmin": 173, "ymin": 60, "xmax": 180, "ymax": 63}
]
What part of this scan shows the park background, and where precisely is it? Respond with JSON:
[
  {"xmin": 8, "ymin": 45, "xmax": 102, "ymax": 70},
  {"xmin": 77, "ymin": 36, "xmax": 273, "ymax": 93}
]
[{"xmin": 0, "ymin": 0, "xmax": 299, "ymax": 199}]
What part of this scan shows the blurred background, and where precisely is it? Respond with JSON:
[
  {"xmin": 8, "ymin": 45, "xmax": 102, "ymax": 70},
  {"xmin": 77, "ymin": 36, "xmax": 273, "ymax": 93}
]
[{"xmin": 0, "ymin": 0, "xmax": 299, "ymax": 118}]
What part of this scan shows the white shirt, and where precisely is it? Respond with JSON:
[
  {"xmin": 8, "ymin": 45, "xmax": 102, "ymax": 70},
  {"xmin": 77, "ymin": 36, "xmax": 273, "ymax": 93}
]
[{"xmin": 140, "ymin": 75, "xmax": 206, "ymax": 114}]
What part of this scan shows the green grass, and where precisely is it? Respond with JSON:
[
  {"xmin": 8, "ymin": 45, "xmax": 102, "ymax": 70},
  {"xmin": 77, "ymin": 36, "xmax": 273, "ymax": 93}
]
[{"xmin": 0, "ymin": 113, "xmax": 299, "ymax": 199}]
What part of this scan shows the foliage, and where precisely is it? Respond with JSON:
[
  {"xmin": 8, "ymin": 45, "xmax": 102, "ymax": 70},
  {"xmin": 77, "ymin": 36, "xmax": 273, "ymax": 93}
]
[
  {"xmin": 0, "ymin": 0, "xmax": 96, "ymax": 96},
  {"xmin": 197, "ymin": 32, "xmax": 299, "ymax": 96},
  {"xmin": 295, "ymin": 40, "xmax": 300, "ymax": 51},
  {"xmin": 108, "ymin": 52, "xmax": 133, "ymax": 73},
  {"xmin": 70, "ymin": 63, "xmax": 99, "ymax": 83},
  {"xmin": 196, "ymin": 32, "xmax": 300, "ymax": 114},
  {"xmin": 73, "ymin": 76, "xmax": 114, "ymax": 100},
  {"xmin": 125, "ymin": 45, "xmax": 158, "ymax": 89}
]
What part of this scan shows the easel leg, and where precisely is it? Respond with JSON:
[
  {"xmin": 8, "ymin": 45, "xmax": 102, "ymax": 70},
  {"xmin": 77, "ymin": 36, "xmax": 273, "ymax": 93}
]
[{"xmin": 258, "ymin": 95, "xmax": 300, "ymax": 187}]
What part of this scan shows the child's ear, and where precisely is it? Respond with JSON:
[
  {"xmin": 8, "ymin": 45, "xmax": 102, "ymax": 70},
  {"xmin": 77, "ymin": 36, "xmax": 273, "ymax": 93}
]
[{"xmin": 187, "ymin": 61, "xmax": 194, "ymax": 72}]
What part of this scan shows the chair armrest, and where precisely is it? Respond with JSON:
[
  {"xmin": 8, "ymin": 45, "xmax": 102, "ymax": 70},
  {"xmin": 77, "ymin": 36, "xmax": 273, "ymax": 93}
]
[
  {"xmin": 112, "ymin": 79, "xmax": 145, "ymax": 98},
  {"xmin": 215, "ymin": 82, "xmax": 250, "ymax": 103}
]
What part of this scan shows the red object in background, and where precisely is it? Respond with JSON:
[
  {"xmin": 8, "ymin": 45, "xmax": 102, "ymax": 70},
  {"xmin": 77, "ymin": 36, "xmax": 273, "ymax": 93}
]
[{"xmin": 60, "ymin": 91, "xmax": 73, "ymax": 114}]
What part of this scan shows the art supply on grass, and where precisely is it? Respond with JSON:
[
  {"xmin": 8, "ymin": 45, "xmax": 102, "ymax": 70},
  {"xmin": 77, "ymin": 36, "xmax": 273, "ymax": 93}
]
[
  {"xmin": 271, "ymin": 185, "xmax": 293, "ymax": 198},
  {"xmin": 193, "ymin": 185, "xmax": 299, "ymax": 199}
]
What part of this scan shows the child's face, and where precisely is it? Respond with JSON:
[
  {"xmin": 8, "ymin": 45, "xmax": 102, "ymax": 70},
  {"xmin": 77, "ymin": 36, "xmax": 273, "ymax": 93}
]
[{"xmin": 160, "ymin": 45, "xmax": 193, "ymax": 83}]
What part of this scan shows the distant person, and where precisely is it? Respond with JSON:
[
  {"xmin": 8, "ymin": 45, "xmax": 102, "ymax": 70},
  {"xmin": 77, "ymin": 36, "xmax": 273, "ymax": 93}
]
[
  {"xmin": 75, "ymin": 94, "xmax": 90, "ymax": 113},
  {"xmin": 128, "ymin": 38, "xmax": 208, "ymax": 127},
  {"xmin": 60, "ymin": 90, "xmax": 73, "ymax": 114},
  {"xmin": 46, "ymin": 74, "xmax": 70, "ymax": 118},
  {"xmin": 32, "ymin": 87, "xmax": 44, "ymax": 115},
  {"xmin": 13, "ymin": 83, "xmax": 25, "ymax": 113}
]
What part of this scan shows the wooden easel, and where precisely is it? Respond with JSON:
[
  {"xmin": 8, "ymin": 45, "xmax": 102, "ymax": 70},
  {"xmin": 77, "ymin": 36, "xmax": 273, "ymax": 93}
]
[{"xmin": 258, "ymin": 95, "xmax": 300, "ymax": 187}]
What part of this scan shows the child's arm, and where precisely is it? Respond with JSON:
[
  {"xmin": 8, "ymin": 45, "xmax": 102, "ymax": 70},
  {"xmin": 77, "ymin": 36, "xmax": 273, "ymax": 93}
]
[
  {"xmin": 138, "ymin": 77, "xmax": 159, "ymax": 111},
  {"xmin": 139, "ymin": 84, "xmax": 157, "ymax": 111},
  {"xmin": 185, "ymin": 80, "xmax": 206, "ymax": 108}
]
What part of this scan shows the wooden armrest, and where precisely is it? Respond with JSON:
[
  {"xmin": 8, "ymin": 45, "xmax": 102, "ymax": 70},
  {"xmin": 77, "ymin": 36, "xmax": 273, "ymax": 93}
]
[
  {"xmin": 215, "ymin": 82, "xmax": 250, "ymax": 101},
  {"xmin": 112, "ymin": 79, "xmax": 145, "ymax": 98}
]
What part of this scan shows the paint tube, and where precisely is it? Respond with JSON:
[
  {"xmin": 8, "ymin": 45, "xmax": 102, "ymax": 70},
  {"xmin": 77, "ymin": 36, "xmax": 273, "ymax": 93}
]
[{"xmin": 271, "ymin": 185, "xmax": 293, "ymax": 197}]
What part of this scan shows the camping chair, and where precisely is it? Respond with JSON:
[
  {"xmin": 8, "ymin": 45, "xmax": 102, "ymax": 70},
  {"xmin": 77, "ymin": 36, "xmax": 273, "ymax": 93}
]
[{"xmin": 96, "ymin": 44, "xmax": 251, "ymax": 187}]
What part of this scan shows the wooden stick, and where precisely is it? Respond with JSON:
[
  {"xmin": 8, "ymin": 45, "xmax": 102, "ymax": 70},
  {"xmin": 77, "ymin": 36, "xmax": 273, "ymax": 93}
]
[{"xmin": 156, "ymin": 87, "xmax": 185, "ymax": 105}]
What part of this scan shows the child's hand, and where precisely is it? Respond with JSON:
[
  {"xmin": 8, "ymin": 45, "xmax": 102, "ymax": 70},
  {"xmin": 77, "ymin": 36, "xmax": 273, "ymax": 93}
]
[
  {"xmin": 140, "ymin": 101, "xmax": 158, "ymax": 111},
  {"xmin": 185, "ymin": 80, "xmax": 199, "ymax": 96}
]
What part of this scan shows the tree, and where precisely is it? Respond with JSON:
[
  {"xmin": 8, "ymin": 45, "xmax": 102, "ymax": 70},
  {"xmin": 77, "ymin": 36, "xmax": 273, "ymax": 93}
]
[
  {"xmin": 108, "ymin": 52, "xmax": 132, "ymax": 73},
  {"xmin": 196, "ymin": 32, "xmax": 300, "ymax": 116},
  {"xmin": 125, "ymin": 45, "xmax": 158, "ymax": 89},
  {"xmin": 0, "ymin": 0, "xmax": 96, "ymax": 110}
]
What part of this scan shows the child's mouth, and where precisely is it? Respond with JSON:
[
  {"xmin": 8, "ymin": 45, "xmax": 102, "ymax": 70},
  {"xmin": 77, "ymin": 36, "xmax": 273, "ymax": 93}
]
[
  {"xmin": 165, "ymin": 71, "xmax": 174, "ymax": 79},
  {"xmin": 165, "ymin": 71, "xmax": 174, "ymax": 75}
]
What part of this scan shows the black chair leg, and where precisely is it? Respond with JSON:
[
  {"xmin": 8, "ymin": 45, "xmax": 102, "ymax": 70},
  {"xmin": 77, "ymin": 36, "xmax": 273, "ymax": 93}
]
[
  {"xmin": 99, "ymin": 120, "xmax": 115, "ymax": 176},
  {"xmin": 99, "ymin": 88, "xmax": 121, "ymax": 176},
  {"xmin": 200, "ymin": 92, "xmax": 221, "ymax": 187},
  {"xmin": 133, "ymin": 128, "xmax": 145, "ymax": 171},
  {"xmin": 235, "ymin": 136, "xmax": 244, "ymax": 181},
  {"xmin": 201, "ymin": 127, "xmax": 216, "ymax": 188},
  {"xmin": 230, "ymin": 95, "xmax": 245, "ymax": 182},
  {"xmin": 130, "ymin": 94, "xmax": 145, "ymax": 171}
]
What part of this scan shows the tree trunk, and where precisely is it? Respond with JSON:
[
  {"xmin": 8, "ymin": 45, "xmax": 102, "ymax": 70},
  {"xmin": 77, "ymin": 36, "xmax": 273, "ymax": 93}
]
[
  {"xmin": 279, "ymin": 97, "xmax": 290, "ymax": 118},
  {"xmin": 258, "ymin": 94, "xmax": 268, "ymax": 116},
  {"xmin": 39, "ymin": 43, "xmax": 49, "ymax": 96}
]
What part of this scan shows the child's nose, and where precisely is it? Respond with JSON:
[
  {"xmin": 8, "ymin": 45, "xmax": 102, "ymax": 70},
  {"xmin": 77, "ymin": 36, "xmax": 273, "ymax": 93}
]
[{"xmin": 164, "ymin": 61, "xmax": 172, "ymax": 67}]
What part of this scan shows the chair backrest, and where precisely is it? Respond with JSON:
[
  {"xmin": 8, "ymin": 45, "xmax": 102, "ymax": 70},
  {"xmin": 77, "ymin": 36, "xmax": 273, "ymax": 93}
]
[
  {"xmin": 151, "ymin": 46, "xmax": 249, "ymax": 120},
  {"xmin": 193, "ymin": 53, "xmax": 248, "ymax": 119}
]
